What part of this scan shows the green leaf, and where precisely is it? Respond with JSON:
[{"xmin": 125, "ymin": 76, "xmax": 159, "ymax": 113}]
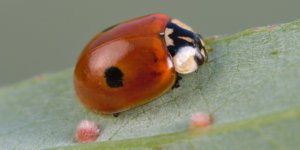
[{"xmin": 1, "ymin": 20, "xmax": 300, "ymax": 150}]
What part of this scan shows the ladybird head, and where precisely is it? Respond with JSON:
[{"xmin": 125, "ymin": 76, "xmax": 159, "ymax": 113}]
[{"xmin": 164, "ymin": 19, "xmax": 207, "ymax": 74}]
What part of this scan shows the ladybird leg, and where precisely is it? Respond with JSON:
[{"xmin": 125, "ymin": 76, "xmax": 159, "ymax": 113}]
[
  {"xmin": 195, "ymin": 68, "xmax": 198, "ymax": 73},
  {"xmin": 172, "ymin": 73, "xmax": 182, "ymax": 89},
  {"xmin": 177, "ymin": 73, "xmax": 182, "ymax": 80},
  {"xmin": 113, "ymin": 113, "xmax": 120, "ymax": 117}
]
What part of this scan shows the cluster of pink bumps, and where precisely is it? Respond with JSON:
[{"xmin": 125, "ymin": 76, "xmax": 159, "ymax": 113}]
[{"xmin": 74, "ymin": 112, "xmax": 211, "ymax": 143}]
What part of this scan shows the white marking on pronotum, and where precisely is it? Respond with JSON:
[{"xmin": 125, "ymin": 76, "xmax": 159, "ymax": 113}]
[
  {"xmin": 171, "ymin": 19, "xmax": 194, "ymax": 32},
  {"xmin": 164, "ymin": 28, "xmax": 174, "ymax": 46},
  {"xmin": 178, "ymin": 36, "xmax": 193, "ymax": 43}
]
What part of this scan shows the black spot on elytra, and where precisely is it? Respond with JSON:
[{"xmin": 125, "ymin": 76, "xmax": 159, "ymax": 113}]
[
  {"xmin": 105, "ymin": 66, "xmax": 124, "ymax": 88},
  {"xmin": 154, "ymin": 58, "xmax": 158, "ymax": 63}
]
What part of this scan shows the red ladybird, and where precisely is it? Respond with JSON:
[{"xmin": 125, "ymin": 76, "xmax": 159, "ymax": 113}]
[{"xmin": 74, "ymin": 13, "xmax": 207, "ymax": 117}]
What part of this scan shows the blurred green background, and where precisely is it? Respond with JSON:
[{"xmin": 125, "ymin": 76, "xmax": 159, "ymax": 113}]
[{"xmin": 1, "ymin": 0, "xmax": 300, "ymax": 86}]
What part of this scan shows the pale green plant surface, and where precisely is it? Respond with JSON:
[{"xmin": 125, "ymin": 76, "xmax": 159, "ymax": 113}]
[{"xmin": 0, "ymin": 20, "xmax": 300, "ymax": 150}]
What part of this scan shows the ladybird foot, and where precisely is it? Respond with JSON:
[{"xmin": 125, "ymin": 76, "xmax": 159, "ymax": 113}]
[
  {"xmin": 172, "ymin": 74, "xmax": 182, "ymax": 89},
  {"xmin": 113, "ymin": 113, "xmax": 120, "ymax": 117}
]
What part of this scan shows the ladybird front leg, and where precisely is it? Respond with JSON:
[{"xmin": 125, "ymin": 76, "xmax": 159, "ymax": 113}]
[
  {"xmin": 172, "ymin": 73, "xmax": 182, "ymax": 89},
  {"xmin": 195, "ymin": 68, "xmax": 198, "ymax": 73}
]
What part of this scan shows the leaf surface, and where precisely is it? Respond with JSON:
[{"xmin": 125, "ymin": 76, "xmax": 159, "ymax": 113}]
[{"xmin": 1, "ymin": 20, "xmax": 300, "ymax": 150}]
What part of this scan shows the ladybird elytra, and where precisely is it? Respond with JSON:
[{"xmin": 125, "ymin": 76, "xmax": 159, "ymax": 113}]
[{"xmin": 74, "ymin": 13, "xmax": 207, "ymax": 115}]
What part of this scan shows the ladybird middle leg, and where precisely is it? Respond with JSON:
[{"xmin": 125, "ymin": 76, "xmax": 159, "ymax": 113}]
[{"xmin": 172, "ymin": 73, "xmax": 182, "ymax": 89}]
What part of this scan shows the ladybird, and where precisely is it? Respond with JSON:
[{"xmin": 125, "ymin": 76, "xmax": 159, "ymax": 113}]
[{"xmin": 74, "ymin": 13, "xmax": 208, "ymax": 117}]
